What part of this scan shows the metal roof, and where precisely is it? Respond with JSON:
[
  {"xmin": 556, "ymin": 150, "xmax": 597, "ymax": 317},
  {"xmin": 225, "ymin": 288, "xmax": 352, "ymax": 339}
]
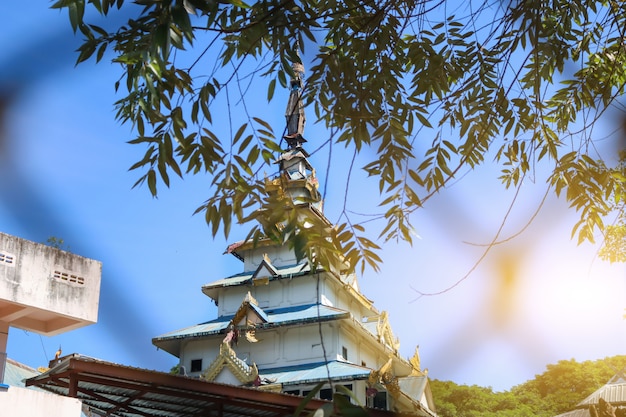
[
  {"xmin": 577, "ymin": 373, "xmax": 626, "ymax": 407},
  {"xmin": 154, "ymin": 303, "xmax": 350, "ymax": 342},
  {"xmin": 4, "ymin": 357, "xmax": 40, "ymax": 387},
  {"xmin": 259, "ymin": 361, "xmax": 372, "ymax": 386},
  {"xmin": 554, "ymin": 410, "xmax": 590, "ymax": 417},
  {"xmin": 202, "ymin": 263, "xmax": 311, "ymax": 292},
  {"xmin": 578, "ymin": 383, "xmax": 626, "ymax": 407},
  {"xmin": 24, "ymin": 354, "xmax": 418, "ymax": 417}
]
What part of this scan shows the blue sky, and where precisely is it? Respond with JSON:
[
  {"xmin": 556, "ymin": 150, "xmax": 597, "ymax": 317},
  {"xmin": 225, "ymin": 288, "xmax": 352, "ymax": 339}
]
[{"xmin": 0, "ymin": 2, "xmax": 624, "ymax": 392}]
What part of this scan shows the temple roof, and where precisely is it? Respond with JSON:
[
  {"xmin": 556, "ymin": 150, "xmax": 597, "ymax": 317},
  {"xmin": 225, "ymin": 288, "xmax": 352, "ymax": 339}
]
[
  {"xmin": 260, "ymin": 360, "xmax": 372, "ymax": 386},
  {"xmin": 201, "ymin": 262, "xmax": 311, "ymax": 298},
  {"xmin": 153, "ymin": 303, "xmax": 350, "ymax": 356},
  {"xmin": 201, "ymin": 260, "xmax": 373, "ymax": 312}
]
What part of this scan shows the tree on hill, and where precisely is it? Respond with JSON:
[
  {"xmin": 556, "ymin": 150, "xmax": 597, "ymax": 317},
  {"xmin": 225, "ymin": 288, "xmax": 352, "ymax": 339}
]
[
  {"xmin": 430, "ymin": 379, "xmax": 540, "ymax": 417},
  {"xmin": 513, "ymin": 356, "xmax": 626, "ymax": 415},
  {"xmin": 430, "ymin": 356, "xmax": 626, "ymax": 416},
  {"xmin": 50, "ymin": 0, "xmax": 625, "ymax": 271}
]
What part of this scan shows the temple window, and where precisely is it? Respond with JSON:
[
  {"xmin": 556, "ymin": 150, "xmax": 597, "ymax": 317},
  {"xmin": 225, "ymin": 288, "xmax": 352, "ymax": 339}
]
[{"xmin": 190, "ymin": 359, "xmax": 202, "ymax": 372}]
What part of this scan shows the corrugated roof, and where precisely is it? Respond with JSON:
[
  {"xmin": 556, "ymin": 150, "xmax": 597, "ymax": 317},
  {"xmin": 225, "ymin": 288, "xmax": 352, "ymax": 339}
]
[
  {"xmin": 554, "ymin": 410, "xmax": 590, "ymax": 417},
  {"xmin": 26, "ymin": 354, "xmax": 418, "ymax": 417},
  {"xmin": 259, "ymin": 360, "xmax": 371, "ymax": 386},
  {"xmin": 154, "ymin": 303, "xmax": 350, "ymax": 341},
  {"xmin": 577, "ymin": 380, "xmax": 626, "ymax": 407},
  {"xmin": 4, "ymin": 358, "xmax": 40, "ymax": 387}
]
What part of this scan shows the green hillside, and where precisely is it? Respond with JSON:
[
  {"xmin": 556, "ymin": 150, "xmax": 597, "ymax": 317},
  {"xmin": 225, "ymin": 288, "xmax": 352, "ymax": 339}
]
[{"xmin": 430, "ymin": 355, "xmax": 626, "ymax": 417}]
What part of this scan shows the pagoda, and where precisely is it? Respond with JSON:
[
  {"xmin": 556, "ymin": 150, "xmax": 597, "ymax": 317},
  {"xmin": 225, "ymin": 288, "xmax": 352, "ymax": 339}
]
[{"xmin": 152, "ymin": 56, "xmax": 438, "ymax": 417}]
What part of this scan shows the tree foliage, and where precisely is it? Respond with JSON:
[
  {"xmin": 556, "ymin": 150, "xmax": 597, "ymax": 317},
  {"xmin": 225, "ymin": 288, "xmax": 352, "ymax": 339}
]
[
  {"xmin": 431, "ymin": 355, "xmax": 626, "ymax": 416},
  {"xmin": 45, "ymin": 236, "xmax": 71, "ymax": 251},
  {"xmin": 50, "ymin": 0, "xmax": 626, "ymax": 271},
  {"xmin": 513, "ymin": 356, "xmax": 626, "ymax": 415},
  {"xmin": 430, "ymin": 380, "xmax": 539, "ymax": 417}
]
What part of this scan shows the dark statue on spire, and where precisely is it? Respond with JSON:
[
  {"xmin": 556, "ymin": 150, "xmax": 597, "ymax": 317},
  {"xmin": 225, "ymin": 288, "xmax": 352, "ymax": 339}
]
[{"xmin": 284, "ymin": 48, "xmax": 306, "ymax": 150}]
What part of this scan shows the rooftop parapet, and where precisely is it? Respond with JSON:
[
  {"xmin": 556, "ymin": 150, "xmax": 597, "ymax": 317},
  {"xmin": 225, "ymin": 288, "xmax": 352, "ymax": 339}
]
[{"xmin": 0, "ymin": 232, "xmax": 101, "ymax": 336}]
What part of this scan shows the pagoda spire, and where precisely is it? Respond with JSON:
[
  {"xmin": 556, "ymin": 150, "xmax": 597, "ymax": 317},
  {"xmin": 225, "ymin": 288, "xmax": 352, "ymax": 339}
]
[
  {"xmin": 284, "ymin": 43, "xmax": 306, "ymax": 150},
  {"xmin": 264, "ymin": 44, "xmax": 323, "ymax": 211}
]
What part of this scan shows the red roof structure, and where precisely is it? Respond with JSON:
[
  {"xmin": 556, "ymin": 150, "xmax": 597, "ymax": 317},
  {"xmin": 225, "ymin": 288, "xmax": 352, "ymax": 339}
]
[{"xmin": 26, "ymin": 354, "xmax": 419, "ymax": 417}]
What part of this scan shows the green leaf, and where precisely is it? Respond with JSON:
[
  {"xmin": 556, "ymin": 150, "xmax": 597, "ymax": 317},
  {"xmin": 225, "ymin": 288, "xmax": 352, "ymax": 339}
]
[
  {"xmin": 232, "ymin": 123, "xmax": 248, "ymax": 145},
  {"xmin": 147, "ymin": 169, "xmax": 157, "ymax": 196},
  {"xmin": 253, "ymin": 117, "xmax": 274, "ymax": 133},
  {"xmin": 238, "ymin": 134, "xmax": 253, "ymax": 154},
  {"xmin": 267, "ymin": 78, "xmax": 276, "ymax": 102},
  {"xmin": 225, "ymin": 0, "xmax": 250, "ymax": 8},
  {"xmin": 68, "ymin": 0, "xmax": 85, "ymax": 33}
]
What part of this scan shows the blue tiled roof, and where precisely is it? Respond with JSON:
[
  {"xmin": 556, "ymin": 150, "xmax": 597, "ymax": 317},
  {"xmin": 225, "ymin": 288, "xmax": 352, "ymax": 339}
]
[
  {"xmin": 154, "ymin": 303, "xmax": 350, "ymax": 341},
  {"xmin": 202, "ymin": 263, "xmax": 311, "ymax": 290},
  {"xmin": 259, "ymin": 360, "xmax": 371, "ymax": 386},
  {"xmin": 155, "ymin": 320, "xmax": 231, "ymax": 340}
]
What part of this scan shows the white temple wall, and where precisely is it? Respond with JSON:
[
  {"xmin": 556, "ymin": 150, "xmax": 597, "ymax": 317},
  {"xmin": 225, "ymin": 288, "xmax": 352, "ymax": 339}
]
[
  {"xmin": 219, "ymin": 287, "xmax": 251, "ymax": 315},
  {"xmin": 233, "ymin": 331, "xmax": 279, "ymax": 367},
  {"xmin": 178, "ymin": 324, "xmax": 341, "ymax": 372},
  {"xmin": 243, "ymin": 246, "xmax": 298, "ymax": 271},
  {"xmin": 318, "ymin": 276, "xmax": 370, "ymax": 322},
  {"xmin": 358, "ymin": 342, "xmax": 378, "ymax": 369},
  {"xmin": 179, "ymin": 322, "xmax": 388, "ymax": 372},
  {"xmin": 284, "ymin": 277, "xmax": 319, "ymax": 306},
  {"xmin": 278, "ymin": 324, "xmax": 336, "ymax": 365},
  {"xmin": 179, "ymin": 338, "xmax": 221, "ymax": 377},
  {"xmin": 218, "ymin": 275, "xmax": 324, "ymax": 316},
  {"xmin": 250, "ymin": 283, "xmax": 271, "ymax": 308}
]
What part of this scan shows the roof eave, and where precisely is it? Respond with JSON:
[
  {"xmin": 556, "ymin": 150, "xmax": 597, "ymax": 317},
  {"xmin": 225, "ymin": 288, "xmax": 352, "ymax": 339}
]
[{"xmin": 153, "ymin": 311, "xmax": 351, "ymax": 343}]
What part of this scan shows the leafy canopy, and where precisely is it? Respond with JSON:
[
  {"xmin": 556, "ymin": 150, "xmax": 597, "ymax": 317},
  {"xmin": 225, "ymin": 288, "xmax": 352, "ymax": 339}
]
[
  {"xmin": 431, "ymin": 355, "xmax": 626, "ymax": 416},
  {"xmin": 52, "ymin": 0, "xmax": 626, "ymax": 271}
]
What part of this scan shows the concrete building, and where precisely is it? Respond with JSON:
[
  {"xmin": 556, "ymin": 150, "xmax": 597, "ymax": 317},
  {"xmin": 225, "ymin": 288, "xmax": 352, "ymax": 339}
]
[{"xmin": 0, "ymin": 232, "xmax": 101, "ymax": 415}]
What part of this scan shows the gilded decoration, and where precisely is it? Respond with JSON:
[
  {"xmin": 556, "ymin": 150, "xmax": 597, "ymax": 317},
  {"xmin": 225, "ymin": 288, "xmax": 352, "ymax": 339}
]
[
  {"xmin": 368, "ymin": 357, "xmax": 401, "ymax": 398},
  {"xmin": 376, "ymin": 311, "xmax": 400, "ymax": 352},
  {"xmin": 410, "ymin": 346, "xmax": 426, "ymax": 376},
  {"xmin": 201, "ymin": 336, "xmax": 259, "ymax": 384}
]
